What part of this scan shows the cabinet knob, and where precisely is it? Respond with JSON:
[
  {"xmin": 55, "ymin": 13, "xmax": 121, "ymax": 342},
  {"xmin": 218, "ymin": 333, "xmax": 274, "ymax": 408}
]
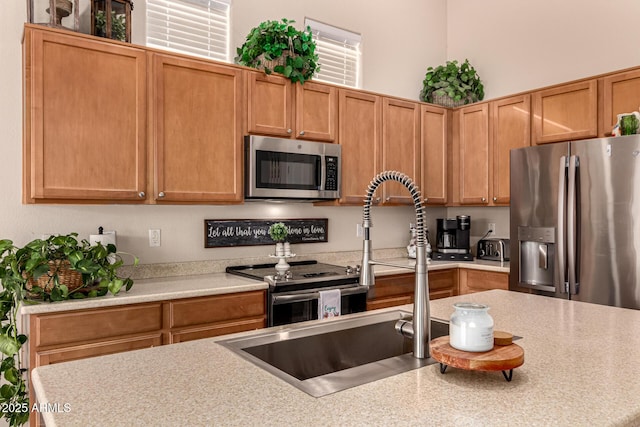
[
  {"xmin": 424, "ymin": 197, "xmax": 429, "ymax": 203},
  {"xmin": 138, "ymin": 191, "xmax": 146, "ymax": 198},
  {"xmin": 375, "ymin": 197, "xmax": 381, "ymax": 203},
  {"xmin": 299, "ymin": 131, "xmax": 305, "ymax": 136},
  {"xmin": 287, "ymin": 129, "xmax": 292, "ymax": 134},
  {"xmin": 493, "ymin": 197, "xmax": 497, "ymax": 202},
  {"xmin": 158, "ymin": 192, "xmax": 165, "ymax": 198},
  {"xmin": 385, "ymin": 197, "xmax": 390, "ymax": 202},
  {"xmin": 481, "ymin": 197, "xmax": 487, "ymax": 202}
]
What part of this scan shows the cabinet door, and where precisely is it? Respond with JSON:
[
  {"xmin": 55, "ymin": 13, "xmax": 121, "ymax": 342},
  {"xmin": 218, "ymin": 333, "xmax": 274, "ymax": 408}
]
[
  {"xmin": 421, "ymin": 105, "xmax": 448, "ymax": 205},
  {"xmin": 428, "ymin": 269, "xmax": 458, "ymax": 299},
  {"xmin": 247, "ymin": 71, "xmax": 293, "ymax": 137},
  {"xmin": 490, "ymin": 94, "xmax": 531, "ymax": 205},
  {"xmin": 532, "ymin": 80, "xmax": 597, "ymax": 144},
  {"xmin": 458, "ymin": 103, "xmax": 490, "ymax": 205},
  {"xmin": 295, "ymin": 81, "xmax": 338, "ymax": 141},
  {"xmin": 338, "ymin": 89, "xmax": 382, "ymax": 205},
  {"xmin": 601, "ymin": 70, "xmax": 640, "ymax": 135},
  {"xmin": 24, "ymin": 27, "xmax": 147, "ymax": 202},
  {"xmin": 34, "ymin": 334, "xmax": 163, "ymax": 365},
  {"xmin": 459, "ymin": 269, "xmax": 509, "ymax": 294},
  {"xmin": 381, "ymin": 98, "xmax": 421, "ymax": 204},
  {"xmin": 152, "ymin": 54, "xmax": 244, "ymax": 202}
]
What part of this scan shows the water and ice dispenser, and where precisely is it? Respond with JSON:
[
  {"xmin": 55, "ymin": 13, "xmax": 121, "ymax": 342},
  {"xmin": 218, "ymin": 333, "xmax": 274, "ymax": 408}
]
[{"xmin": 518, "ymin": 226, "xmax": 557, "ymax": 292}]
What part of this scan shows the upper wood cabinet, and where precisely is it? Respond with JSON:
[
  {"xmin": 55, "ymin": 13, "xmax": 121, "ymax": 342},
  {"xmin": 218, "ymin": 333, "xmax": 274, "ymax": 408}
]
[
  {"xmin": 23, "ymin": 26, "xmax": 147, "ymax": 203},
  {"xmin": 457, "ymin": 103, "xmax": 490, "ymax": 205},
  {"xmin": 420, "ymin": 105, "xmax": 448, "ymax": 205},
  {"xmin": 337, "ymin": 89, "xmax": 382, "ymax": 205},
  {"xmin": 532, "ymin": 80, "xmax": 598, "ymax": 144},
  {"xmin": 601, "ymin": 69, "xmax": 640, "ymax": 135},
  {"xmin": 151, "ymin": 54, "xmax": 244, "ymax": 203},
  {"xmin": 490, "ymin": 94, "xmax": 531, "ymax": 205},
  {"xmin": 381, "ymin": 97, "xmax": 421, "ymax": 205},
  {"xmin": 247, "ymin": 72, "xmax": 337, "ymax": 142},
  {"xmin": 295, "ymin": 81, "xmax": 338, "ymax": 141},
  {"xmin": 247, "ymin": 72, "xmax": 293, "ymax": 137}
]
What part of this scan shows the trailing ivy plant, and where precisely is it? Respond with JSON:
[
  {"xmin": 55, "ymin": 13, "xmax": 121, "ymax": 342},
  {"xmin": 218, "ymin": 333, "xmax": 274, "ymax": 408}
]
[
  {"xmin": 419, "ymin": 59, "xmax": 485, "ymax": 106},
  {"xmin": 0, "ymin": 240, "xmax": 29, "ymax": 426},
  {"xmin": 236, "ymin": 18, "xmax": 319, "ymax": 84},
  {"xmin": 0, "ymin": 234, "xmax": 138, "ymax": 425}
]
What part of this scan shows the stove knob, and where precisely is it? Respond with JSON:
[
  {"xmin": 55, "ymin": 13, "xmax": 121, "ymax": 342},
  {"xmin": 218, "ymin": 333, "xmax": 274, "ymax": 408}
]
[
  {"xmin": 355, "ymin": 265, "xmax": 361, "ymax": 274},
  {"xmin": 285, "ymin": 270, "xmax": 293, "ymax": 279},
  {"xmin": 346, "ymin": 265, "xmax": 354, "ymax": 274}
]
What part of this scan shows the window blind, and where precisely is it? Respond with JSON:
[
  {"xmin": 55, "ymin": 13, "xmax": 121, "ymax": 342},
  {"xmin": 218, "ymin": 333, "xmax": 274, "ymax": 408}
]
[
  {"xmin": 305, "ymin": 18, "xmax": 361, "ymax": 88},
  {"xmin": 146, "ymin": 0, "xmax": 230, "ymax": 62}
]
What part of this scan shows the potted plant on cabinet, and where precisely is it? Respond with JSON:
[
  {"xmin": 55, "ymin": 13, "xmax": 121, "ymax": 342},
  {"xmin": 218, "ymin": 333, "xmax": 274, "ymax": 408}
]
[
  {"xmin": 419, "ymin": 59, "xmax": 485, "ymax": 108},
  {"xmin": 235, "ymin": 18, "xmax": 319, "ymax": 84},
  {"xmin": 0, "ymin": 234, "xmax": 138, "ymax": 425}
]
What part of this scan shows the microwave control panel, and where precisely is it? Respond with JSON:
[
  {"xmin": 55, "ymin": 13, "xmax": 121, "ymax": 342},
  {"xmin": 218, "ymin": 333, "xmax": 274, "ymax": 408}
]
[{"xmin": 325, "ymin": 156, "xmax": 338, "ymax": 191}]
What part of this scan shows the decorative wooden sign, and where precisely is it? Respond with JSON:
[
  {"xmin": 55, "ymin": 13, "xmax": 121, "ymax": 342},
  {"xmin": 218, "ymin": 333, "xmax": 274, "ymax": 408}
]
[{"xmin": 204, "ymin": 218, "xmax": 328, "ymax": 248}]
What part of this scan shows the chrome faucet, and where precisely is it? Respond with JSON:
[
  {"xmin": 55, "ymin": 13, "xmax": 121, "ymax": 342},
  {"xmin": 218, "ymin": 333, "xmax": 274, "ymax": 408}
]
[{"xmin": 360, "ymin": 171, "xmax": 431, "ymax": 359}]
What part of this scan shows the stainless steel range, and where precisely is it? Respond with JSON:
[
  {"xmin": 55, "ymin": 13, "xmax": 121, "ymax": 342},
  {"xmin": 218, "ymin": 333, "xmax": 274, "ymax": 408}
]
[{"xmin": 226, "ymin": 260, "xmax": 367, "ymax": 327}]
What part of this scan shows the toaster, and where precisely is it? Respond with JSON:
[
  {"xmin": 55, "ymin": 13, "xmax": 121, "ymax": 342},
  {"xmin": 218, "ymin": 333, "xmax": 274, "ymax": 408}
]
[{"xmin": 477, "ymin": 238, "xmax": 510, "ymax": 261}]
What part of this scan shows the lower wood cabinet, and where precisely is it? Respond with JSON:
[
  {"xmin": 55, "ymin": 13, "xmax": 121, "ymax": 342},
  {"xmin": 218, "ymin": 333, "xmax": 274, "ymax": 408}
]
[
  {"xmin": 458, "ymin": 269, "xmax": 509, "ymax": 294},
  {"xmin": 168, "ymin": 291, "xmax": 266, "ymax": 343},
  {"xmin": 366, "ymin": 269, "xmax": 458, "ymax": 310},
  {"xmin": 27, "ymin": 290, "xmax": 266, "ymax": 426}
]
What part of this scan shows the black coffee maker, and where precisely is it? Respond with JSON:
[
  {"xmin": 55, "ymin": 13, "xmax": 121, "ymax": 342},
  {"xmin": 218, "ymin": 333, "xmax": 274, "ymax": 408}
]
[{"xmin": 433, "ymin": 216, "xmax": 473, "ymax": 261}]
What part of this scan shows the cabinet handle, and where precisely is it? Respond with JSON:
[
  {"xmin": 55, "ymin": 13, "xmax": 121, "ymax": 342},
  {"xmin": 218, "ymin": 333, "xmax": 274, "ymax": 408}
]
[
  {"xmin": 158, "ymin": 192, "xmax": 165, "ymax": 198},
  {"xmin": 138, "ymin": 192, "xmax": 146, "ymax": 198},
  {"xmin": 493, "ymin": 197, "xmax": 497, "ymax": 202},
  {"xmin": 299, "ymin": 130, "xmax": 305, "ymax": 136},
  {"xmin": 287, "ymin": 129, "xmax": 292, "ymax": 134}
]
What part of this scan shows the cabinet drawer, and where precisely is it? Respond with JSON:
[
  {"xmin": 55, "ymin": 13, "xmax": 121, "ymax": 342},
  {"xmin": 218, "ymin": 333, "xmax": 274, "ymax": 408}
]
[
  {"xmin": 367, "ymin": 273, "xmax": 414, "ymax": 299},
  {"xmin": 169, "ymin": 290, "xmax": 266, "ymax": 328},
  {"xmin": 366, "ymin": 295, "xmax": 413, "ymax": 311},
  {"xmin": 32, "ymin": 303, "xmax": 163, "ymax": 347},
  {"xmin": 35, "ymin": 333, "xmax": 163, "ymax": 365}
]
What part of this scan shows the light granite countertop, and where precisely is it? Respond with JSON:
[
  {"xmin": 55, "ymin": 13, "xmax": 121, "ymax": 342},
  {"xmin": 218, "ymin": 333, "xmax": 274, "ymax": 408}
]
[
  {"xmin": 20, "ymin": 257, "xmax": 508, "ymax": 315},
  {"xmin": 31, "ymin": 290, "xmax": 640, "ymax": 426}
]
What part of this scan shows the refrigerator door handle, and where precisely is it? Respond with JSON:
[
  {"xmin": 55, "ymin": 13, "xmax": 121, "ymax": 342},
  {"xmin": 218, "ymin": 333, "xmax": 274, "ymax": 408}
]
[
  {"xmin": 557, "ymin": 155, "xmax": 567, "ymax": 293},
  {"xmin": 567, "ymin": 155, "xmax": 578, "ymax": 295}
]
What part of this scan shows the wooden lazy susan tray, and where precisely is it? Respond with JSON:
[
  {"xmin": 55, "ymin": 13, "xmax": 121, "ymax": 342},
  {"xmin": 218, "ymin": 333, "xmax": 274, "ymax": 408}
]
[{"xmin": 430, "ymin": 335, "xmax": 524, "ymax": 381}]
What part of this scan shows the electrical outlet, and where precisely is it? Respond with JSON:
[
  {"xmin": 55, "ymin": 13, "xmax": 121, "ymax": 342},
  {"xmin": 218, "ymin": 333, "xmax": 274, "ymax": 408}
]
[
  {"xmin": 488, "ymin": 222, "xmax": 496, "ymax": 235},
  {"xmin": 149, "ymin": 229, "xmax": 161, "ymax": 247},
  {"xmin": 356, "ymin": 223, "xmax": 363, "ymax": 237}
]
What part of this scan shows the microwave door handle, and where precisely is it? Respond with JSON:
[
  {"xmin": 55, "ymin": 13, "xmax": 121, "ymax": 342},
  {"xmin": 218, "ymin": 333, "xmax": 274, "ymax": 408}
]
[
  {"xmin": 557, "ymin": 155, "xmax": 567, "ymax": 294},
  {"xmin": 567, "ymin": 155, "xmax": 578, "ymax": 295},
  {"xmin": 318, "ymin": 155, "xmax": 325, "ymax": 190}
]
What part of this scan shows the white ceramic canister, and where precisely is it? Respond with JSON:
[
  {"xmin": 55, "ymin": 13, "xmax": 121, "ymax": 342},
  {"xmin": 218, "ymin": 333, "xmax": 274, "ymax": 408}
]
[{"xmin": 449, "ymin": 302, "xmax": 494, "ymax": 352}]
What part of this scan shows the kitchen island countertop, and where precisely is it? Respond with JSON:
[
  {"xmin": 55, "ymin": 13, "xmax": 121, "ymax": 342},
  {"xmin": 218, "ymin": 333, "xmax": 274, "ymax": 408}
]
[{"xmin": 31, "ymin": 290, "xmax": 640, "ymax": 426}]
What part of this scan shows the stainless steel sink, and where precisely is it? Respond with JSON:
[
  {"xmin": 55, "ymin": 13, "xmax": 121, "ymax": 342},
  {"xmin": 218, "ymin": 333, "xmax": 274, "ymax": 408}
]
[{"xmin": 218, "ymin": 310, "xmax": 449, "ymax": 397}]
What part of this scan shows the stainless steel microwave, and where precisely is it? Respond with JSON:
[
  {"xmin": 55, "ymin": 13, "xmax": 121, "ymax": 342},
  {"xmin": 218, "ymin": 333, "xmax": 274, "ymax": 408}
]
[{"xmin": 244, "ymin": 135, "xmax": 341, "ymax": 201}]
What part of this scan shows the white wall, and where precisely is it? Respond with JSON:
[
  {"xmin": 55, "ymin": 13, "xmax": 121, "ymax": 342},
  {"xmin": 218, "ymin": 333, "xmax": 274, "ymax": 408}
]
[
  {"xmin": 0, "ymin": 1, "xmax": 446, "ymax": 265},
  {"xmin": 447, "ymin": 0, "xmax": 640, "ymax": 99}
]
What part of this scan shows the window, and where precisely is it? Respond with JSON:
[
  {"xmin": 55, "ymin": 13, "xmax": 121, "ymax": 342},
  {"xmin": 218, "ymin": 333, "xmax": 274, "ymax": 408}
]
[
  {"xmin": 146, "ymin": 0, "xmax": 231, "ymax": 62},
  {"xmin": 305, "ymin": 18, "xmax": 362, "ymax": 88}
]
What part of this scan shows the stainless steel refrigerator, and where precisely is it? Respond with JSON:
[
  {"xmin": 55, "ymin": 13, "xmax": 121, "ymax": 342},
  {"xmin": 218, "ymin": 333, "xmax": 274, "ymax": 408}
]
[{"xmin": 510, "ymin": 135, "xmax": 640, "ymax": 310}]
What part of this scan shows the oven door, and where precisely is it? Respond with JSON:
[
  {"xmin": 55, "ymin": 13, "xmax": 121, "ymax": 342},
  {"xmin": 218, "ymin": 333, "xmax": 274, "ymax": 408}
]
[{"xmin": 269, "ymin": 286, "xmax": 367, "ymax": 327}]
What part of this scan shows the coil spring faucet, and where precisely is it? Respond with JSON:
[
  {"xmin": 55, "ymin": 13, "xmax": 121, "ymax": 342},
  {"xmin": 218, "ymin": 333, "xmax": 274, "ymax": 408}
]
[{"xmin": 360, "ymin": 171, "xmax": 431, "ymax": 359}]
